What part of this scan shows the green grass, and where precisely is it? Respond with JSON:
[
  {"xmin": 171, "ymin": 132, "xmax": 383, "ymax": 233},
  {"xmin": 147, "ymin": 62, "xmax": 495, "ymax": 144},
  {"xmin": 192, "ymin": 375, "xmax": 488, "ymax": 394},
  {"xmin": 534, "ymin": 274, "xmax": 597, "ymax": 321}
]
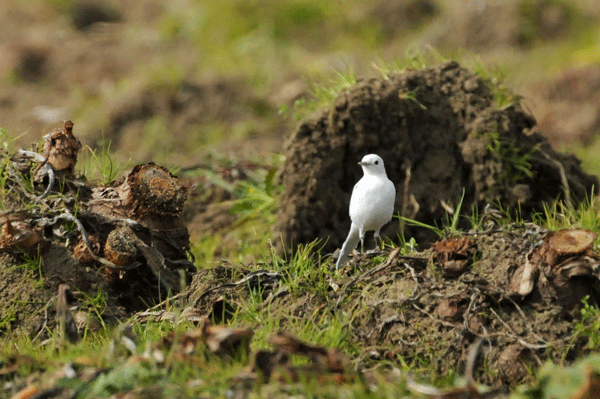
[
  {"xmin": 232, "ymin": 241, "xmax": 359, "ymax": 351},
  {"xmin": 181, "ymin": 153, "xmax": 283, "ymax": 266},
  {"xmin": 486, "ymin": 130, "xmax": 535, "ymax": 184},
  {"xmin": 2, "ymin": 0, "xmax": 600, "ymax": 390},
  {"xmin": 533, "ymin": 194, "xmax": 600, "ymax": 232},
  {"xmin": 573, "ymin": 295, "xmax": 600, "ymax": 351},
  {"xmin": 78, "ymin": 138, "xmax": 130, "ymax": 185},
  {"xmin": 0, "ymin": 241, "xmax": 371, "ymax": 397},
  {"xmin": 517, "ymin": 353, "xmax": 600, "ymax": 399},
  {"xmin": 2, "ymin": 192, "xmax": 600, "ymax": 397}
]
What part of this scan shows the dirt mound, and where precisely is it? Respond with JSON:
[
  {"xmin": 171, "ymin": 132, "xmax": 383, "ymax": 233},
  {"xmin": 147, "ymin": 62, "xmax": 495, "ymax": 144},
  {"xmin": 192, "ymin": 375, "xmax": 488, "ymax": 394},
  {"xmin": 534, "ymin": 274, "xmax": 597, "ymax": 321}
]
[
  {"xmin": 182, "ymin": 223, "xmax": 600, "ymax": 388},
  {"xmin": 274, "ymin": 61, "xmax": 598, "ymax": 253},
  {"xmin": 69, "ymin": 1, "xmax": 122, "ymax": 31}
]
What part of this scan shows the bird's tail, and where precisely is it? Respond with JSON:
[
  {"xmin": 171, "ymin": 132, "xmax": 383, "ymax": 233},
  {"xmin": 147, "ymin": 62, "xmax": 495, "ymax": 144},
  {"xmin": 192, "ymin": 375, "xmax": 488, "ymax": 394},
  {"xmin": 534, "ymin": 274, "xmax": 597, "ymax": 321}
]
[{"xmin": 336, "ymin": 224, "xmax": 360, "ymax": 269}]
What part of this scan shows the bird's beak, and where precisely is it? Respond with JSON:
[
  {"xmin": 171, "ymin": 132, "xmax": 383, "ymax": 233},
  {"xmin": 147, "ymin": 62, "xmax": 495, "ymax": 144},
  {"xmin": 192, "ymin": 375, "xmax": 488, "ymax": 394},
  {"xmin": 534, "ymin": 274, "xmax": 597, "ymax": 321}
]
[{"xmin": 358, "ymin": 161, "xmax": 367, "ymax": 166}]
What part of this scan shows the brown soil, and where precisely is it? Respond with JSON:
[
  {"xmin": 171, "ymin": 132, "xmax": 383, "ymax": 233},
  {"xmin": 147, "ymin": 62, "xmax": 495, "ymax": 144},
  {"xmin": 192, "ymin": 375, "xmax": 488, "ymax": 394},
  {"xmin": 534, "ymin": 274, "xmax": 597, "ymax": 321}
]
[
  {"xmin": 274, "ymin": 61, "xmax": 598, "ymax": 254},
  {"xmin": 97, "ymin": 79, "xmax": 284, "ymax": 163},
  {"xmin": 0, "ymin": 1, "xmax": 288, "ymax": 164},
  {"xmin": 184, "ymin": 223, "xmax": 600, "ymax": 389}
]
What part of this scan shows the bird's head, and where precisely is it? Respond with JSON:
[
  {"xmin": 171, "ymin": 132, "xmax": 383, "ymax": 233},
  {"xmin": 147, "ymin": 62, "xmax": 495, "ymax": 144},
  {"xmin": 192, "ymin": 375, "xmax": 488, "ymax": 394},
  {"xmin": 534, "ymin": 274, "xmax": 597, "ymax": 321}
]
[{"xmin": 358, "ymin": 154, "xmax": 387, "ymax": 176}]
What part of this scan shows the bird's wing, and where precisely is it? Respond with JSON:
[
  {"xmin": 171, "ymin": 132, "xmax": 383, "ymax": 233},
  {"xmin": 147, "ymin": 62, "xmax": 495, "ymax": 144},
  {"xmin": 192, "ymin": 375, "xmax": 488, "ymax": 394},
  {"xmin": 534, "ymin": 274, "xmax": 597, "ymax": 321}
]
[
  {"xmin": 349, "ymin": 178, "xmax": 366, "ymax": 216},
  {"xmin": 385, "ymin": 179, "xmax": 396, "ymax": 221}
]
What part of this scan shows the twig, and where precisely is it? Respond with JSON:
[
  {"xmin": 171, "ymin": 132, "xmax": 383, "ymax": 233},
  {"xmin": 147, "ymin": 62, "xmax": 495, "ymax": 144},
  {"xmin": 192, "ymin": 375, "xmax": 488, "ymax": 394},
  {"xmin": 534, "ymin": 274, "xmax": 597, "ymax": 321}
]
[
  {"xmin": 364, "ymin": 298, "xmax": 413, "ymax": 307},
  {"xmin": 367, "ymin": 315, "xmax": 405, "ymax": 339},
  {"xmin": 442, "ymin": 292, "xmax": 481, "ymax": 358},
  {"xmin": 468, "ymin": 279, "xmax": 552, "ymax": 347},
  {"xmin": 33, "ymin": 298, "xmax": 54, "ymax": 342},
  {"xmin": 400, "ymin": 160, "xmax": 412, "ymax": 232},
  {"xmin": 462, "ymin": 292, "xmax": 479, "ymax": 333},
  {"xmin": 407, "ymin": 338, "xmax": 506, "ymax": 399},
  {"xmin": 399, "ymin": 160, "xmax": 421, "ymax": 231},
  {"xmin": 6, "ymin": 164, "xmax": 43, "ymax": 202},
  {"xmin": 404, "ymin": 261, "xmax": 421, "ymax": 298},
  {"xmin": 502, "ymin": 295, "xmax": 550, "ymax": 346},
  {"xmin": 142, "ymin": 292, "xmax": 187, "ymax": 312},
  {"xmin": 489, "ymin": 308, "xmax": 548, "ymax": 350},
  {"xmin": 411, "ymin": 302, "xmax": 460, "ymax": 329},
  {"xmin": 16, "ymin": 149, "xmax": 55, "ymax": 201},
  {"xmin": 465, "ymin": 338, "xmax": 483, "ymax": 388},
  {"xmin": 263, "ymin": 286, "xmax": 290, "ymax": 308}
]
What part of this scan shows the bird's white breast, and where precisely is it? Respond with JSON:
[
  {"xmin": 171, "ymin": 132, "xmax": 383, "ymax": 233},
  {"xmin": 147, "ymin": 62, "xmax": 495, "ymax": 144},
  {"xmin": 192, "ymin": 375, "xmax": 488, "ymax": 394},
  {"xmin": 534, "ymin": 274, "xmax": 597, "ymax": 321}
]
[{"xmin": 349, "ymin": 175, "xmax": 395, "ymax": 231}]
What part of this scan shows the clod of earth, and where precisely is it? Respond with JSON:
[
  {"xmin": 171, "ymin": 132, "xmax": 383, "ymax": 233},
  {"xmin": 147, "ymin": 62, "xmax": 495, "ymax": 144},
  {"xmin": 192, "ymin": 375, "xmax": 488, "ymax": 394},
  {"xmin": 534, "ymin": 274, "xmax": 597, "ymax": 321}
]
[{"xmin": 274, "ymin": 61, "xmax": 598, "ymax": 254}]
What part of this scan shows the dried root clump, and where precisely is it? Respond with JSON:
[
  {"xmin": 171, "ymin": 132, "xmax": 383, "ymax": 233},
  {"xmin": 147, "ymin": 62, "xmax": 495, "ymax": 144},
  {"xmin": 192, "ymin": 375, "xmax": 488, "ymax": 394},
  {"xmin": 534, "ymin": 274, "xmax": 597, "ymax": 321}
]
[
  {"xmin": 102, "ymin": 226, "xmax": 140, "ymax": 282},
  {"xmin": 117, "ymin": 163, "xmax": 188, "ymax": 226},
  {"xmin": 0, "ymin": 220, "xmax": 41, "ymax": 252},
  {"xmin": 544, "ymin": 229, "xmax": 597, "ymax": 264},
  {"xmin": 73, "ymin": 234, "xmax": 102, "ymax": 264},
  {"xmin": 510, "ymin": 228, "xmax": 600, "ymax": 308},
  {"xmin": 40, "ymin": 120, "xmax": 82, "ymax": 176},
  {"xmin": 0, "ymin": 119, "xmax": 193, "ymax": 328},
  {"xmin": 104, "ymin": 227, "xmax": 139, "ymax": 267}
]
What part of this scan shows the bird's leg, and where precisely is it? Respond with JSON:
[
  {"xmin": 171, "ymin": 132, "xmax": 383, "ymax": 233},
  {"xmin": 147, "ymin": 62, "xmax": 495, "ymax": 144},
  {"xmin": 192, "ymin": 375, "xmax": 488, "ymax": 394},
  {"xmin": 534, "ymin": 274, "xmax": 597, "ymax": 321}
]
[
  {"xmin": 374, "ymin": 230, "xmax": 382, "ymax": 250},
  {"xmin": 359, "ymin": 228, "xmax": 365, "ymax": 253}
]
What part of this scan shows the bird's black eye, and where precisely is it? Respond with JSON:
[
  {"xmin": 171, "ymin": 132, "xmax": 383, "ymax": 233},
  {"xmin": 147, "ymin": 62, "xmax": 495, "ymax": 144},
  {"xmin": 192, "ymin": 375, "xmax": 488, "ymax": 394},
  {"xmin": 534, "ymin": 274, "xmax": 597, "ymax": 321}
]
[{"xmin": 375, "ymin": 160, "xmax": 379, "ymax": 165}]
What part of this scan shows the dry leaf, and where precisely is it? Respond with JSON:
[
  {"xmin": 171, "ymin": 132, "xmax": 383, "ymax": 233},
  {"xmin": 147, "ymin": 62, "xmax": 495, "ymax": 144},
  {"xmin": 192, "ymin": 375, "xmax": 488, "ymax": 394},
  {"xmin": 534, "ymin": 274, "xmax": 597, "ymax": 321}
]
[{"xmin": 431, "ymin": 236, "xmax": 473, "ymax": 277}]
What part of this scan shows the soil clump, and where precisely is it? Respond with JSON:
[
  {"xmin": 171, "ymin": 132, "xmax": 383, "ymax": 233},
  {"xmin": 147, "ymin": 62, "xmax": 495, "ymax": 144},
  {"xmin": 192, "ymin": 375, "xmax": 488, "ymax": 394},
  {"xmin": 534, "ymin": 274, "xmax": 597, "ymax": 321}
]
[{"xmin": 274, "ymin": 61, "xmax": 598, "ymax": 254}]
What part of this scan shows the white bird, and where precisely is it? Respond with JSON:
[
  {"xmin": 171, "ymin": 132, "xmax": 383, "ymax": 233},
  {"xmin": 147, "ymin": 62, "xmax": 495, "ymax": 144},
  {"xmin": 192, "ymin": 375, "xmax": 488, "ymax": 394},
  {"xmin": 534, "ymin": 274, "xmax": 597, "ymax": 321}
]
[{"xmin": 336, "ymin": 154, "xmax": 396, "ymax": 269}]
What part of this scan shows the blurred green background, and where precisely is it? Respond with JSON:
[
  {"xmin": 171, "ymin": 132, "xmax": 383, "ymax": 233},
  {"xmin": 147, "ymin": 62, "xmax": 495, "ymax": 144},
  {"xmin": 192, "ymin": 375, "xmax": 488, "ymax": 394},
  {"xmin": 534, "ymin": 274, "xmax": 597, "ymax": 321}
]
[{"xmin": 0, "ymin": 0, "xmax": 599, "ymax": 167}]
